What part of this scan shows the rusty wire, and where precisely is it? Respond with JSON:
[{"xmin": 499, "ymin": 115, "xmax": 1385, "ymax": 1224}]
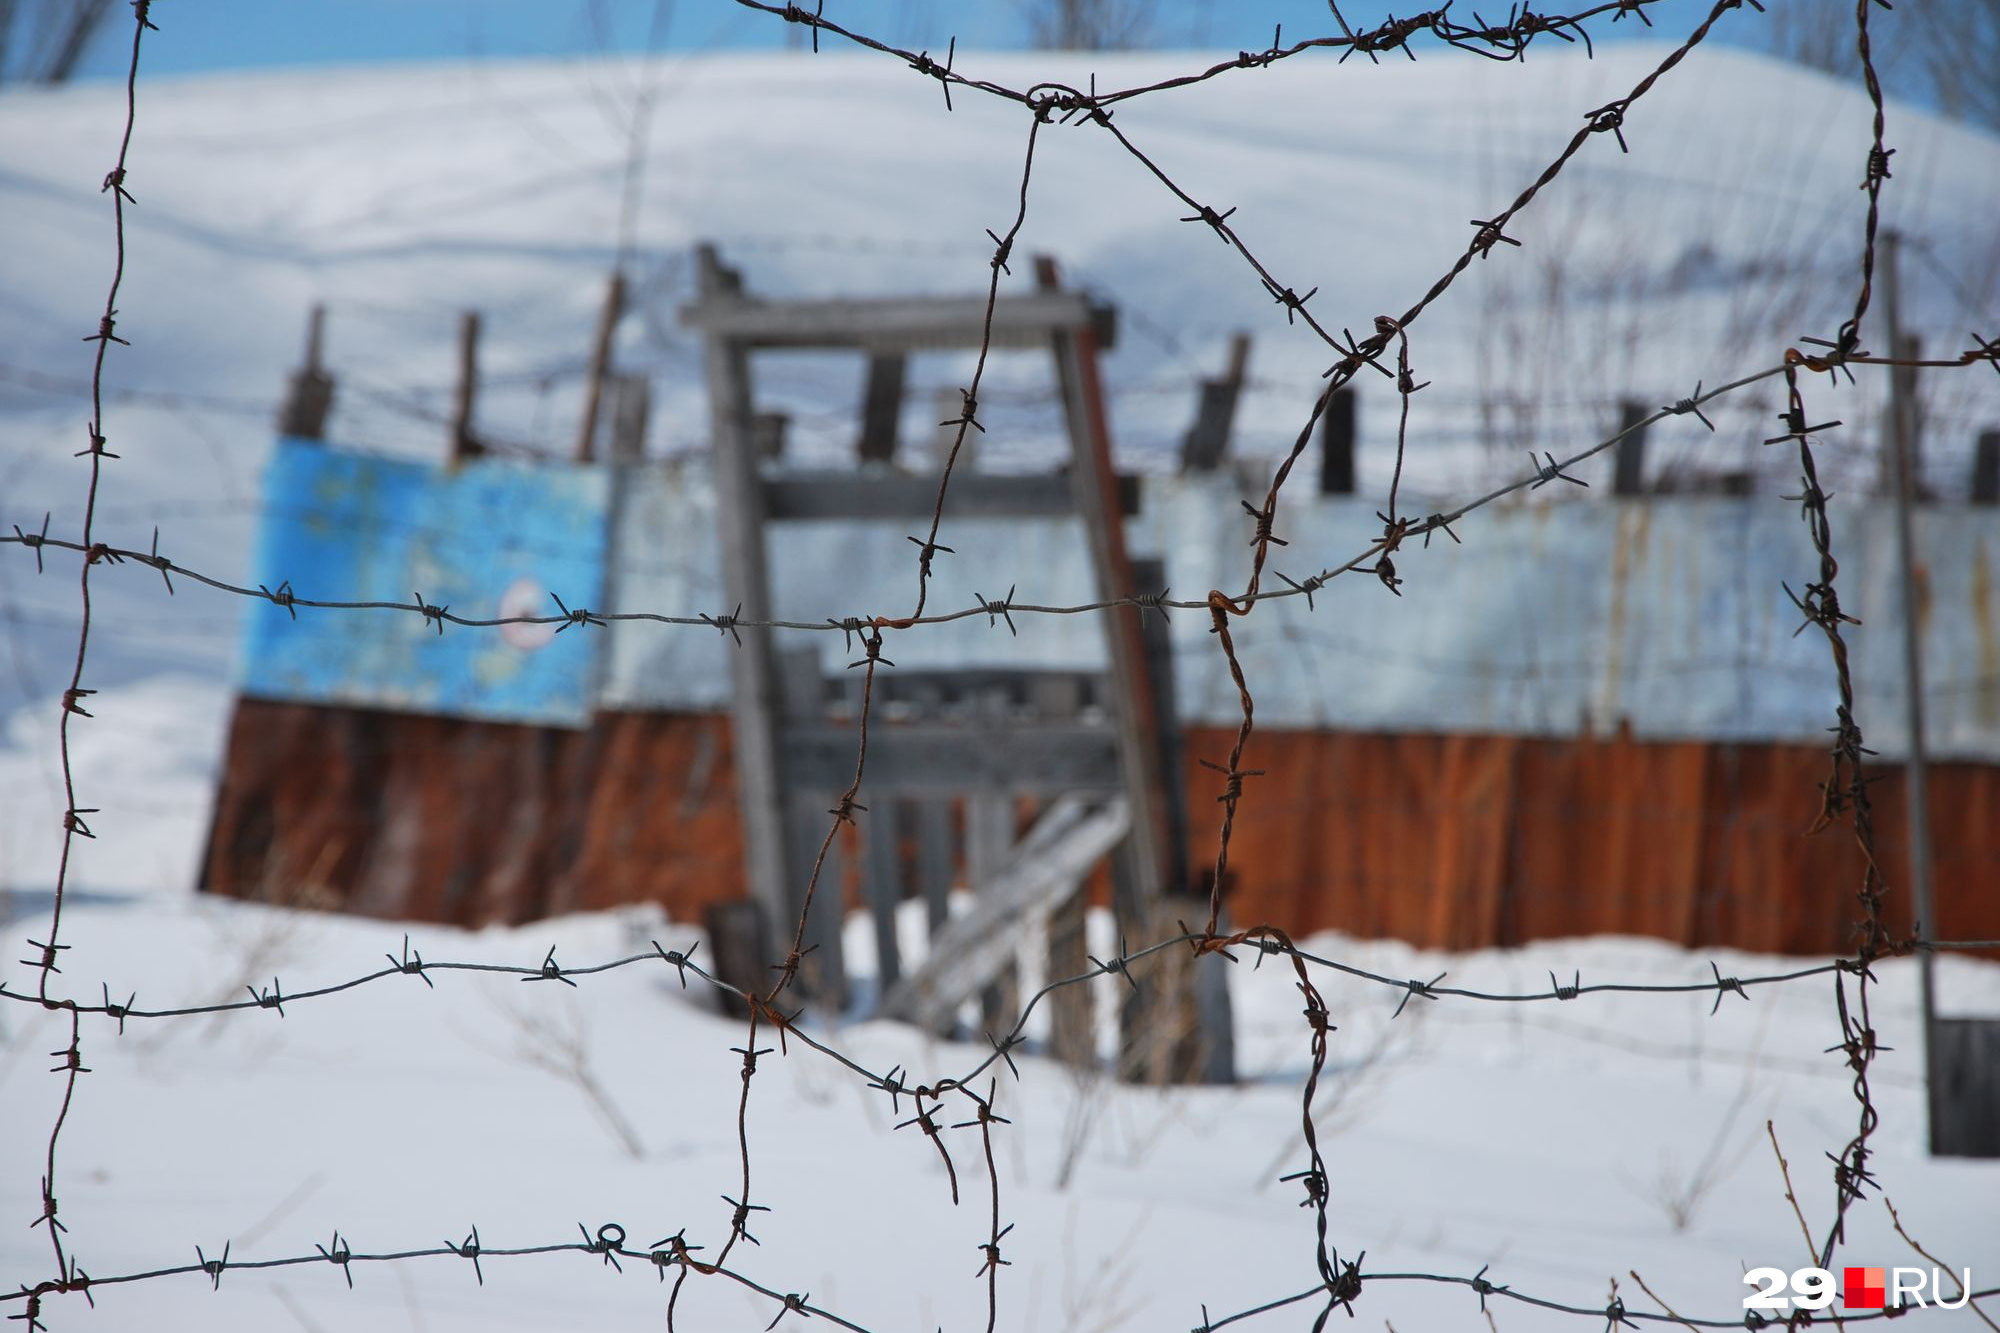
[
  {"xmin": 12, "ymin": 0, "xmax": 2000, "ymax": 1331},
  {"xmin": 21, "ymin": 0, "xmax": 156, "ymax": 1292}
]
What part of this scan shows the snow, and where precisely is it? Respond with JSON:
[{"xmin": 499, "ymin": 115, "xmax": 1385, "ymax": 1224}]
[
  {"xmin": 2, "ymin": 896, "xmax": 1996, "ymax": 1331},
  {"xmin": 4, "ymin": 25, "xmax": 2000, "ymax": 1333}
]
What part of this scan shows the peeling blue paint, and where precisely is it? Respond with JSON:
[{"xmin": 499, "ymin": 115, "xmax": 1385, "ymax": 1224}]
[{"xmin": 239, "ymin": 439, "xmax": 609, "ymax": 727}]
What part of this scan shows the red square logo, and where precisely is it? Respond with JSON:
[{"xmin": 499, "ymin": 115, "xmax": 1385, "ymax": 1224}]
[{"xmin": 1844, "ymin": 1268, "xmax": 1886, "ymax": 1310}]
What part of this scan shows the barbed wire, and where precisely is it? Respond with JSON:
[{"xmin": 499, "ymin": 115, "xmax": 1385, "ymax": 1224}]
[
  {"xmin": 11, "ymin": 343, "xmax": 2000, "ymax": 642},
  {"xmin": 19, "ymin": 0, "xmax": 157, "ymax": 1293},
  {"xmin": 7, "ymin": 925, "xmax": 1997, "ymax": 1329},
  {"xmin": 11, "ymin": 0, "xmax": 2000, "ymax": 1330}
]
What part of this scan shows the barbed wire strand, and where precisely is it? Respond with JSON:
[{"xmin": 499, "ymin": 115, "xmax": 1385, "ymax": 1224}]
[{"xmin": 23, "ymin": 0, "xmax": 157, "ymax": 1288}]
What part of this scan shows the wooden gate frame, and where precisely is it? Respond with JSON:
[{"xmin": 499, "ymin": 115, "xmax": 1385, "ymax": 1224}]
[{"xmin": 682, "ymin": 245, "xmax": 1214, "ymax": 1075}]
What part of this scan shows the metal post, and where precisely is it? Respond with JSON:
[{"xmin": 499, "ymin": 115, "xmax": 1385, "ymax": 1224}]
[{"xmin": 1883, "ymin": 230, "xmax": 1938, "ymax": 1148}]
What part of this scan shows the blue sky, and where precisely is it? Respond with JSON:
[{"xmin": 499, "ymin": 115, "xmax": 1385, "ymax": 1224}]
[{"xmin": 76, "ymin": 1, "xmax": 1732, "ymax": 80}]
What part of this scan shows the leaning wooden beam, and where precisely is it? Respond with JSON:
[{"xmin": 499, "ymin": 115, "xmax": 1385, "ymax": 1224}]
[
  {"xmin": 881, "ymin": 796, "xmax": 1129, "ymax": 1031},
  {"xmin": 680, "ymin": 291, "xmax": 1098, "ymax": 351},
  {"xmin": 1038, "ymin": 256, "xmax": 1175, "ymax": 928}
]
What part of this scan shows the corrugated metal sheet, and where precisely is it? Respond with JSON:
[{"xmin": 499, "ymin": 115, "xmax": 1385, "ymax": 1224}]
[
  {"xmin": 600, "ymin": 465, "xmax": 1110, "ymax": 712},
  {"xmin": 240, "ymin": 440, "xmax": 609, "ymax": 727},
  {"xmin": 201, "ymin": 700, "xmax": 2000, "ymax": 953},
  {"xmin": 598, "ymin": 466, "xmax": 2000, "ymax": 758}
]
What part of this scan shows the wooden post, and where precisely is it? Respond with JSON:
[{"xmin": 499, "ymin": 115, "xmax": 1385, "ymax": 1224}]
[
  {"xmin": 1046, "ymin": 884, "xmax": 1091, "ymax": 1068},
  {"xmin": 450, "ymin": 310, "xmax": 482, "ymax": 464},
  {"xmin": 915, "ymin": 799, "xmax": 955, "ymax": 935},
  {"xmin": 277, "ymin": 303, "xmax": 335, "ymax": 441},
  {"xmin": 1931, "ymin": 1018, "xmax": 2000, "ymax": 1156},
  {"xmin": 968, "ymin": 790, "xmax": 1017, "ymax": 1036},
  {"xmin": 609, "ymin": 372, "xmax": 651, "ymax": 464},
  {"xmin": 692, "ymin": 245, "xmax": 798, "ymax": 985},
  {"xmin": 1035, "ymin": 256, "xmax": 1172, "ymax": 933},
  {"xmin": 863, "ymin": 803, "xmax": 904, "ymax": 992},
  {"xmin": 575, "ymin": 271, "xmax": 627, "ymax": 464},
  {"xmin": 1973, "ymin": 430, "xmax": 2000, "ymax": 505},
  {"xmin": 1179, "ymin": 331, "xmax": 1251, "ymax": 472},
  {"xmin": 1612, "ymin": 399, "xmax": 1648, "ymax": 497},
  {"xmin": 858, "ymin": 353, "xmax": 906, "ymax": 464},
  {"xmin": 702, "ymin": 899, "xmax": 771, "ymax": 1020},
  {"xmin": 1884, "ymin": 232, "xmax": 1940, "ymax": 1152},
  {"xmin": 1320, "ymin": 387, "xmax": 1356, "ymax": 494},
  {"xmin": 783, "ymin": 788, "xmax": 849, "ymax": 1004}
]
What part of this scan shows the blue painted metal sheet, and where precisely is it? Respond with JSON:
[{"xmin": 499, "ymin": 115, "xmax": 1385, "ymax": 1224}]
[{"xmin": 239, "ymin": 439, "xmax": 609, "ymax": 727}]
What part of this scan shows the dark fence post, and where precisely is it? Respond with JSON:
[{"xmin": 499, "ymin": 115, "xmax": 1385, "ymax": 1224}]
[
  {"xmin": 1972, "ymin": 429, "xmax": 2000, "ymax": 505},
  {"xmin": 1180, "ymin": 332, "xmax": 1251, "ymax": 472},
  {"xmin": 449, "ymin": 310, "xmax": 482, "ymax": 464},
  {"xmin": 1613, "ymin": 399, "xmax": 1649, "ymax": 496},
  {"xmin": 858, "ymin": 353, "xmax": 905, "ymax": 464},
  {"xmin": 277, "ymin": 303, "xmax": 334, "ymax": 441},
  {"xmin": 1319, "ymin": 386, "xmax": 1355, "ymax": 495}
]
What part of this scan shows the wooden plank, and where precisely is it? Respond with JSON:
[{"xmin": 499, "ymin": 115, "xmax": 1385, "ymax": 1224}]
[
  {"xmin": 1931, "ymin": 1017, "xmax": 2000, "ymax": 1157},
  {"xmin": 914, "ymin": 798, "xmax": 954, "ymax": 934},
  {"xmin": 1320, "ymin": 387, "xmax": 1356, "ymax": 494},
  {"xmin": 785, "ymin": 789, "xmax": 849, "ymax": 1005},
  {"xmin": 575, "ymin": 271, "xmax": 626, "ymax": 464},
  {"xmin": 857, "ymin": 354, "xmax": 905, "ymax": 464},
  {"xmin": 1612, "ymin": 399, "xmax": 1649, "ymax": 497},
  {"xmin": 967, "ymin": 793, "xmax": 1018, "ymax": 1037},
  {"xmin": 863, "ymin": 803, "xmax": 904, "ymax": 992},
  {"xmin": 881, "ymin": 797, "xmax": 1129, "ymax": 1030},
  {"xmin": 1117, "ymin": 894, "xmax": 1235, "ymax": 1085},
  {"xmin": 764, "ymin": 471, "xmax": 1139, "ymax": 522},
  {"xmin": 680, "ymin": 290, "xmax": 1097, "ymax": 351},
  {"xmin": 1038, "ymin": 256, "xmax": 1173, "ymax": 931},
  {"xmin": 693, "ymin": 245, "xmax": 795, "ymax": 950},
  {"xmin": 1179, "ymin": 331, "xmax": 1251, "ymax": 472},
  {"xmin": 786, "ymin": 723, "xmax": 1122, "ymax": 793},
  {"xmin": 1046, "ymin": 883, "xmax": 1091, "ymax": 1068},
  {"xmin": 702, "ymin": 899, "xmax": 770, "ymax": 1020}
]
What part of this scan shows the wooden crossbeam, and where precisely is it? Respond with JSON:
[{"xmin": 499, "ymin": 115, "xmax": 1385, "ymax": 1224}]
[{"xmin": 680, "ymin": 291, "xmax": 1098, "ymax": 351}]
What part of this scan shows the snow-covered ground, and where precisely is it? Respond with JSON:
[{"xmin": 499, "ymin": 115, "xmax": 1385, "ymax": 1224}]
[
  {"xmin": 5, "ymin": 20, "xmax": 2000, "ymax": 1333},
  {"xmin": 2, "ymin": 896, "xmax": 1997, "ymax": 1331}
]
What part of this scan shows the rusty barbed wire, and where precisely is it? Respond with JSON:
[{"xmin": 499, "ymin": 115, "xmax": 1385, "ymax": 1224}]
[
  {"xmin": 1771, "ymin": 0, "xmax": 1895, "ymax": 1301},
  {"xmin": 25, "ymin": 342, "xmax": 2000, "ymax": 636},
  {"xmin": 6, "ymin": 923, "xmax": 1997, "ymax": 1329},
  {"xmin": 23, "ymin": 0, "xmax": 157, "ymax": 1289}
]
